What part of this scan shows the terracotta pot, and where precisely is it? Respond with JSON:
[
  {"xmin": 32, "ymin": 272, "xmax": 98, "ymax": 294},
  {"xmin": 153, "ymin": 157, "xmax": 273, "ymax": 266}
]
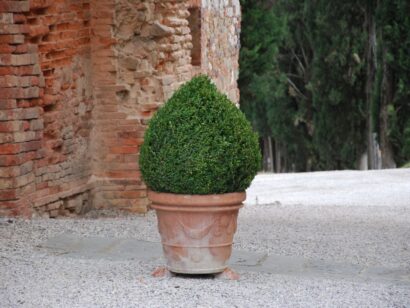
[{"xmin": 148, "ymin": 191, "xmax": 245, "ymax": 274}]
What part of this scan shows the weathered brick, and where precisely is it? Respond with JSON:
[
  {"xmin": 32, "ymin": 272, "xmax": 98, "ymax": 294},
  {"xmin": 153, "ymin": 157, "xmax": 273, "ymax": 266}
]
[
  {"xmin": 0, "ymin": 76, "xmax": 39, "ymax": 88},
  {"xmin": 65, "ymin": 196, "xmax": 82, "ymax": 209},
  {"xmin": 0, "ymin": 189, "xmax": 18, "ymax": 201},
  {"xmin": 0, "ymin": 140, "xmax": 40, "ymax": 155},
  {"xmin": 0, "ymin": 65, "xmax": 40, "ymax": 76},
  {"xmin": 0, "ymin": 13, "xmax": 14, "ymax": 24},
  {"xmin": 0, "ymin": 99, "xmax": 17, "ymax": 109},
  {"xmin": 0, "ymin": 53, "xmax": 37, "ymax": 66},
  {"xmin": 14, "ymin": 131, "xmax": 42, "ymax": 143},
  {"xmin": 103, "ymin": 190, "xmax": 146, "ymax": 199},
  {"xmin": 0, "ymin": 143, "xmax": 21, "ymax": 155},
  {"xmin": 0, "ymin": 34, "xmax": 25, "ymax": 44},
  {"xmin": 0, "ymin": 107, "xmax": 41, "ymax": 120},
  {"xmin": 0, "ymin": 133, "xmax": 13, "ymax": 144},
  {"xmin": 0, "ymin": 121, "xmax": 28, "ymax": 133},
  {"xmin": 0, "ymin": 172, "xmax": 34, "ymax": 189},
  {"xmin": 0, "ymin": 1, "xmax": 30, "ymax": 13},
  {"xmin": 30, "ymin": 0, "xmax": 53, "ymax": 10},
  {"xmin": 0, "ymin": 24, "xmax": 30, "ymax": 35},
  {"xmin": 0, "ymin": 161, "xmax": 33, "ymax": 177},
  {"xmin": 48, "ymin": 209, "xmax": 59, "ymax": 218},
  {"xmin": 0, "ymin": 151, "xmax": 36, "ymax": 167},
  {"xmin": 0, "ymin": 44, "xmax": 15, "ymax": 53},
  {"xmin": 109, "ymin": 146, "xmax": 139, "ymax": 155},
  {"xmin": 1, "ymin": 87, "xmax": 40, "ymax": 99},
  {"xmin": 28, "ymin": 25, "xmax": 49, "ymax": 38},
  {"xmin": 15, "ymin": 172, "xmax": 35, "ymax": 188},
  {"xmin": 106, "ymin": 170, "xmax": 141, "ymax": 179},
  {"xmin": 21, "ymin": 140, "xmax": 41, "ymax": 152},
  {"xmin": 47, "ymin": 201, "xmax": 62, "ymax": 211},
  {"xmin": 13, "ymin": 14, "xmax": 26, "ymax": 24},
  {"xmin": 13, "ymin": 44, "xmax": 29, "ymax": 54}
]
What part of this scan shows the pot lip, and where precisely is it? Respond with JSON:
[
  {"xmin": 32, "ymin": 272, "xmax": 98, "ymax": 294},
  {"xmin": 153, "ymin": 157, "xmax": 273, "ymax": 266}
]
[{"xmin": 148, "ymin": 190, "xmax": 246, "ymax": 207}]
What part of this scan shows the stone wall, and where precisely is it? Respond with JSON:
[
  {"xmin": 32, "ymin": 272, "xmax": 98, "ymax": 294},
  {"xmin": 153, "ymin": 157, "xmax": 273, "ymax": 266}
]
[{"xmin": 0, "ymin": 0, "xmax": 241, "ymax": 217}]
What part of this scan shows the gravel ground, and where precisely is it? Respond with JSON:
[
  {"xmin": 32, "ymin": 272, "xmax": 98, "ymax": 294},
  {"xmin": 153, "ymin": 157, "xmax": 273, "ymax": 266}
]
[
  {"xmin": 1, "ymin": 169, "xmax": 410, "ymax": 307},
  {"xmin": 245, "ymin": 169, "xmax": 410, "ymax": 207}
]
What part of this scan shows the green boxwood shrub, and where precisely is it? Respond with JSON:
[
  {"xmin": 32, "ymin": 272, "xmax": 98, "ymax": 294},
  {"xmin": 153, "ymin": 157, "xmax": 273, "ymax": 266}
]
[{"xmin": 139, "ymin": 75, "xmax": 261, "ymax": 194}]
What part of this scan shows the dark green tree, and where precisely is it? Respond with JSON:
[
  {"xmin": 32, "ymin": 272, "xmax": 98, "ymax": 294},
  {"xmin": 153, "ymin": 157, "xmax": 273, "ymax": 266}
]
[
  {"xmin": 308, "ymin": 0, "xmax": 367, "ymax": 169},
  {"xmin": 373, "ymin": 0, "xmax": 410, "ymax": 167},
  {"xmin": 239, "ymin": 0, "xmax": 410, "ymax": 171}
]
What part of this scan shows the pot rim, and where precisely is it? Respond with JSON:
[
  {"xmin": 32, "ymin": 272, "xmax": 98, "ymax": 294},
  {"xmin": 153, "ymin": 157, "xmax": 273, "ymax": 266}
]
[{"xmin": 148, "ymin": 190, "xmax": 246, "ymax": 207}]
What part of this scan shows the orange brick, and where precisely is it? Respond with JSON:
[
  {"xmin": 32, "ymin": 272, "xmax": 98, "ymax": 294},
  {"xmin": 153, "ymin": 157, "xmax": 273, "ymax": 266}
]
[
  {"xmin": 121, "ymin": 138, "xmax": 144, "ymax": 146},
  {"xmin": 28, "ymin": 25, "xmax": 49, "ymax": 38},
  {"xmin": 110, "ymin": 146, "xmax": 139, "ymax": 154},
  {"xmin": 0, "ymin": 34, "xmax": 25, "ymax": 44},
  {"xmin": 30, "ymin": 0, "xmax": 52, "ymax": 10},
  {"xmin": 106, "ymin": 170, "xmax": 141, "ymax": 179},
  {"xmin": 13, "ymin": 44, "xmax": 29, "ymax": 54},
  {"xmin": 13, "ymin": 14, "xmax": 26, "ymax": 24},
  {"xmin": 102, "ymin": 190, "xmax": 146, "ymax": 199},
  {"xmin": 0, "ymin": 143, "xmax": 21, "ymax": 155},
  {"xmin": 0, "ymin": 44, "xmax": 15, "ymax": 53},
  {"xmin": 0, "ymin": 65, "xmax": 40, "ymax": 76}
]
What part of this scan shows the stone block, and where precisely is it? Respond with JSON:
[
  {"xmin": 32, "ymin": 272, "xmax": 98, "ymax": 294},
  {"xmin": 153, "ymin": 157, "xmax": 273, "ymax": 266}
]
[
  {"xmin": 141, "ymin": 21, "xmax": 175, "ymax": 38},
  {"xmin": 65, "ymin": 195, "xmax": 82, "ymax": 209},
  {"xmin": 49, "ymin": 209, "xmax": 59, "ymax": 218},
  {"xmin": 47, "ymin": 201, "xmax": 62, "ymax": 211}
]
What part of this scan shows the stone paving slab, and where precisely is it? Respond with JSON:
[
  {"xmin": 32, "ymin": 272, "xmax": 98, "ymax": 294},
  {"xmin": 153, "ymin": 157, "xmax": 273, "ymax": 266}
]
[{"xmin": 39, "ymin": 234, "xmax": 410, "ymax": 285}]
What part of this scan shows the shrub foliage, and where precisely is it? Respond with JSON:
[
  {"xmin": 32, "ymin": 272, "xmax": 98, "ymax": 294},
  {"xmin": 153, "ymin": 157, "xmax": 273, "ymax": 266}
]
[{"xmin": 140, "ymin": 75, "xmax": 261, "ymax": 194}]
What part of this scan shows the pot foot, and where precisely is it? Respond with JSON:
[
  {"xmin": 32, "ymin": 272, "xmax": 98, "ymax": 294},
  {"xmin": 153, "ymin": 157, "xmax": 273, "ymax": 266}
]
[
  {"xmin": 152, "ymin": 266, "xmax": 173, "ymax": 278},
  {"xmin": 215, "ymin": 267, "xmax": 240, "ymax": 280}
]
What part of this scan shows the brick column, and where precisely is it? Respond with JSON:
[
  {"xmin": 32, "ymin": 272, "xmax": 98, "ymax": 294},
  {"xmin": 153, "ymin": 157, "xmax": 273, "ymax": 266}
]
[
  {"xmin": 89, "ymin": 0, "xmax": 193, "ymax": 212},
  {"xmin": 89, "ymin": 0, "xmax": 147, "ymax": 212}
]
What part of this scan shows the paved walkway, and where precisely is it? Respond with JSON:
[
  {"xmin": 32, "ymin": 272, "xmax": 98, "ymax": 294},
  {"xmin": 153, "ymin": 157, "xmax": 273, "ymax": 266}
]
[
  {"xmin": 40, "ymin": 235, "xmax": 410, "ymax": 285},
  {"xmin": 1, "ymin": 169, "xmax": 410, "ymax": 307}
]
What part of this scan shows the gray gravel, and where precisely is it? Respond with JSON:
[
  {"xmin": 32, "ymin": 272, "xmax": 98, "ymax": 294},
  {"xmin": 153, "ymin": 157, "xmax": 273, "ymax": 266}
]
[{"xmin": 1, "ymin": 169, "xmax": 410, "ymax": 307}]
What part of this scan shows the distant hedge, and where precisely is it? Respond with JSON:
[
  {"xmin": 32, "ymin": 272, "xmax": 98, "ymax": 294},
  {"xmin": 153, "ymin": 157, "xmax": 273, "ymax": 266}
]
[{"xmin": 140, "ymin": 75, "xmax": 261, "ymax": 194}]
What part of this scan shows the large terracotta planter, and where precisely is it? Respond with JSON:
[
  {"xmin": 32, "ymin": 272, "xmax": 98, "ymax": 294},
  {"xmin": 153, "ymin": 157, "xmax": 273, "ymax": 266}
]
[{"xmin": 148, "ymin": 191, "xmax": 245, "ymax": 274}]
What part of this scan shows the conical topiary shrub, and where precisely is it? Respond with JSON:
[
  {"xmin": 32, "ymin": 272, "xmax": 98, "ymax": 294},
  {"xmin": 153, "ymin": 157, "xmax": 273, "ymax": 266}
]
[
  {"xmin": 140, "ymin": 75, "xmax": 261, "ymax": 195},
  {"xmin": 140, "ymin": 75, "xmax": 261, "ymax": 275}
]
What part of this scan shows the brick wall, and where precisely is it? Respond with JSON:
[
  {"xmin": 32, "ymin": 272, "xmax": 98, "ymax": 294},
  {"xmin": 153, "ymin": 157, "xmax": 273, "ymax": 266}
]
[
  {"xmin": 1, "ymin": 0, "xmax": 93, "ymax": 217},
  {"xmin": 0, "ymin": 1, "xmax": 44, "ymax": 217},
  {"xmin": 29, "ymin": 0, "xmax": 93, "ymax": 217},
  {"xmin": 0, "ymin": 0, "xmax": 241, "ymax": 217}
]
